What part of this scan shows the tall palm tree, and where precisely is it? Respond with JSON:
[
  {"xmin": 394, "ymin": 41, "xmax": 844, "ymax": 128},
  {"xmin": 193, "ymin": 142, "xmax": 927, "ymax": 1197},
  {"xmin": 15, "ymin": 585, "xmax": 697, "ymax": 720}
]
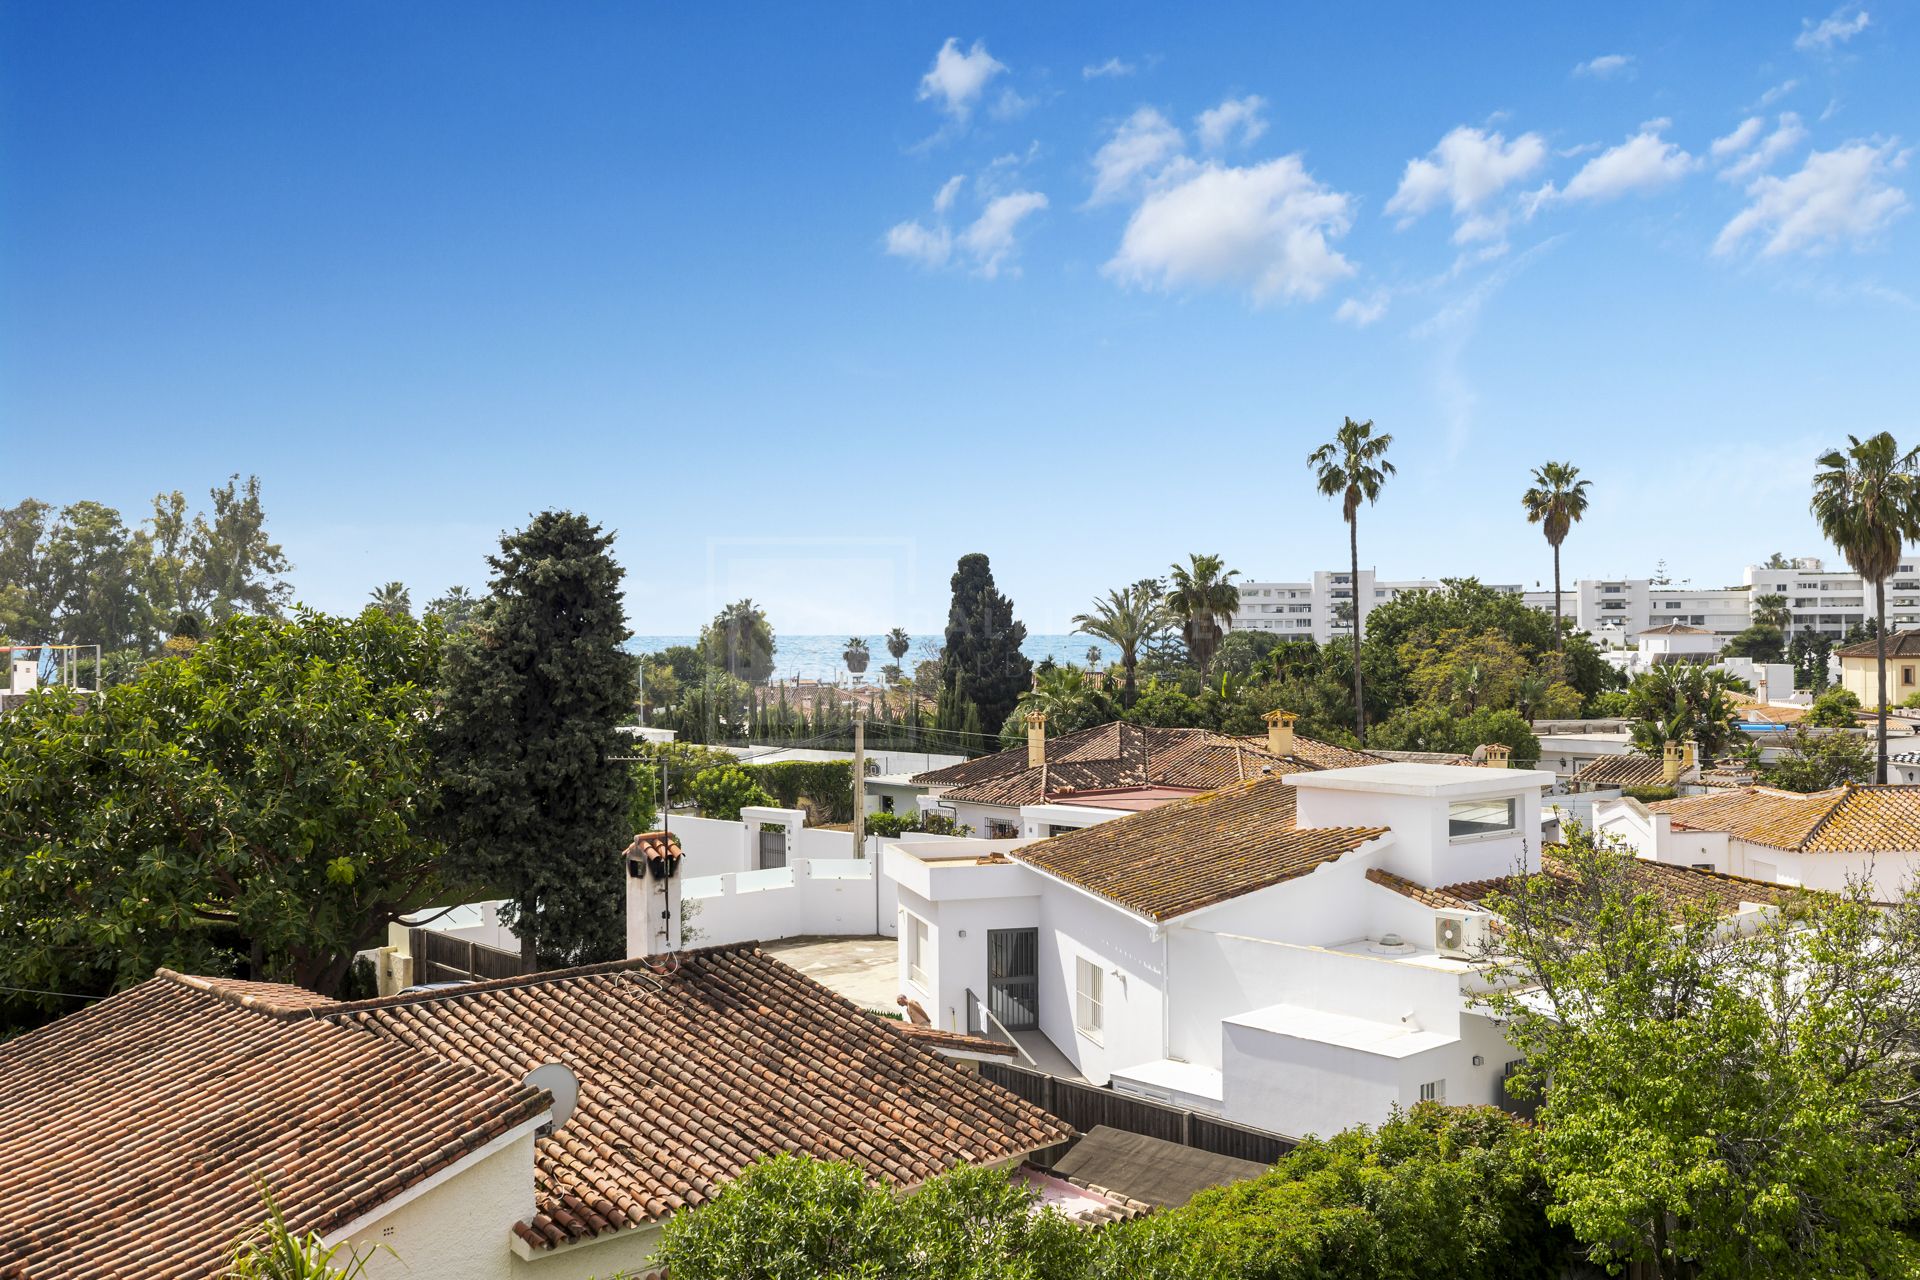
[
  {"xmin": 886, "ymin": 627, "xmax": 911, "ymax": 665},
  {"xmin": 1072, "ymin": 583, "xmax": 1166, "ymax": 707},
  {"xmin": 1520, "ymin": 461, "xmax": 1591, "ymax": 655},
  {"xmin": 1812, "ymin": 433, "xmax": 1920, "ymax": 782},
  {"xmin": 843, "ymin": 637, "xmax": 871, "ymax": 677},
  {"xmin": 1752, "ymin": 592, "xmax": 1791, "ymax": 632},
  {"xmin": 368, "ymin": 581, "xmax": 412, "ymax": 619},
  {"xmin": 1164, "ymin": 555, "xmax": 1240, "ymax": 673},
  {"xmin": 1309, "ymin": 417, "xmax": 1395, "ymax": 744}
]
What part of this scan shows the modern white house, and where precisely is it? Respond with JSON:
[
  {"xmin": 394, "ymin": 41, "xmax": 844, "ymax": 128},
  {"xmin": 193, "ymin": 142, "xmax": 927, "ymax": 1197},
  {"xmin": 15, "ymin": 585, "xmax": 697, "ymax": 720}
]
[
  {"xmin": 889, "ymin": 758, "xmax": 1569, "ymax": 1138},
  {"xmin": 1596, "ymin": 785, "xmax": 1920, "ymax": 897}
]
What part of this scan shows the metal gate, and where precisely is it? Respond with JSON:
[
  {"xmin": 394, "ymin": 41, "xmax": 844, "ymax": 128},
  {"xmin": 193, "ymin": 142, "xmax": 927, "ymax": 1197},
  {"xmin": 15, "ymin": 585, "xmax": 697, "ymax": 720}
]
[
  {"xmin": 757, "ymin": 826, "xmax": 786, "ymax": 869},
  {"xmin": 987, "ymin": 928, "xmax": 1038, "ymax": 1030}
]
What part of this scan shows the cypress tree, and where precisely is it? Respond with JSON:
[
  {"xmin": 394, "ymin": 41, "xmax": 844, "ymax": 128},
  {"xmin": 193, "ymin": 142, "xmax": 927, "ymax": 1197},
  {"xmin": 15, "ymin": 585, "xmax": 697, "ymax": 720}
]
[
  {"xmin": 436, "ymin": 511, "xmax": 638, "ymax": 968},
  {"xmin": 939, "ymin": 554, "xmax": 1032, "ymax": 736}
]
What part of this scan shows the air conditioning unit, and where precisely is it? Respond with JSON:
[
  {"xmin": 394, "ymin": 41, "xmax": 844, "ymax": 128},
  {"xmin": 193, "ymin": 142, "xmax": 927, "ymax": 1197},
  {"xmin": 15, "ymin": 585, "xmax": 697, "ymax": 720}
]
[{"xmin": 1435, "ymin": 911, "xmax": 1488, "ymax": 959}]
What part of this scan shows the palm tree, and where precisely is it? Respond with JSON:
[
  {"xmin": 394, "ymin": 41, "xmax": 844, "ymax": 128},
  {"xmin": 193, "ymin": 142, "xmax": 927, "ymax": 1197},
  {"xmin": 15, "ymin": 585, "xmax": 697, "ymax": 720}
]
[
  {"xmin": 1165, "ymin": 555, "xmax": 1240, "ymax": 672},
  {"xmin": 843, "ymin": 637, "xmax": 871, "ymax": 677},
  {"xmin": 1520, "ymin": 461, "xmax": 1591, "ymax": 656},
  {"xmin": 368, "ymin": 581, "xmax": 412, "ymax": 619},
  {"xmin": 1309, "ymin": 417, "xmax": 1395, "ymax": 744},
  {"xmin": 1811, "ymin": 432, "xmax": 1920, "ymax": 782},
  {"xmin": 886, "ymin": 627, "xmax": 911, "ymax": 666},
  {"xmin": 1072, "ymin": 583, "xmax": 1166, "ymax": 707},
  {"xmin": 1515, "ymin": 673, "xmax": 1550, "ymax": 727},
  {"xmin": 1752, "ymin": 592, "xmax": 1791, "ymax": 632}
]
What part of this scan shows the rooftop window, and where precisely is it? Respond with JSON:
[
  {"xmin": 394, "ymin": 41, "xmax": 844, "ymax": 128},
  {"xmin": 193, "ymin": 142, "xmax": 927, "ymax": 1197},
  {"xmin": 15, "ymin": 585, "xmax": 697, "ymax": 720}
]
[{"xmin": 1449, "ymin": 797, "xmax": 1517, "ymax": 840}]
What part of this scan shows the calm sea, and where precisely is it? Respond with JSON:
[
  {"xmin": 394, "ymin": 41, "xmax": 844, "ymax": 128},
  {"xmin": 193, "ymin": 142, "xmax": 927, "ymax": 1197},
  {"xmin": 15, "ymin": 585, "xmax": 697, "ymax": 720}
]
[{"xmin": 630, "ymin": 634, "xmax": 1113, "ymax": 683}]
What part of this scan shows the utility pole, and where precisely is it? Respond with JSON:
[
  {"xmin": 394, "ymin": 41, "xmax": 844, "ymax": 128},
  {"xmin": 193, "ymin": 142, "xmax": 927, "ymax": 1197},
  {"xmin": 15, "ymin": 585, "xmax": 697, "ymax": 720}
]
[{"xmin": 852, "ymin": 716, "xmax": 867, "ymax": 858}]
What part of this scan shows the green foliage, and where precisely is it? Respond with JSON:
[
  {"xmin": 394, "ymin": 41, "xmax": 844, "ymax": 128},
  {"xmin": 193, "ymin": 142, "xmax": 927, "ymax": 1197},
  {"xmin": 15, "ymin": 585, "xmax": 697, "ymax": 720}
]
[
  {"xmin": 0, "ymin": 608, "xmax": 447, "ymax": 1014},
  {"xmin": 629, "ymin": 760, "xmax": 660, "ymax": 834},
  {"xmin": 635, "ymin": 741, "xmax": 739, "ymax": 804},
  {"xmin": 1807, "ymin": 686, "xmax": 1863, "ymax": 727},
  {"xmin": 1521, "ymin": 460, "xmax": 1592, "ymax": 653},
  {"xmin": 1073, "ymin": 582, "xmax": 1169, "ymax": 706},
  {"xmin": 435, "ymin": 512, "xmax": 638, "ymax": 968},
  {"xmin": 702, "ymin": 600, "xmax": 777, "ymax": 685},
  {"xmin": 1766, "ymin": 727, "xmax": 1875, "ymax": 791},
  {"xmin": 1624, "ymin": 663, "xmax": 1753, "ymax": 763},
  {"xmin": 1368, "ymin": 706, "xmax": 1540, "ymax": 766},
  {"xmin": 367, "ymin": 581, "xmax": 411, "ymax": 619},
  {"xmin": 743, "ymin": 760, "xmax": 853, "ymax": 823},
  {"xmin": 1586, "ymin": 689, "xmax": 1631, "ymax": 718},
  {"xmin": 1165, "ymin": 554, "xmax": 1241, "ymax": 672},
  {"xmin": 1620, "ymin": 785, "xmax": 1679, "ymax": 803},
  {"xmin": 1485, "ymin": 824, "xmax": 1920, "ymax": 1279},
  {"xmin": 864, "ymin": 810, "xmax": 917, "ymax": 838},
  {"xmin": 688, "ymin": 765, "xmax": 774, "ymax": 821},
  {"xmin": 1722, "ymin": 623, "xmax": 1786, "ymax": 663},
  {"xmin": 1000, "ymin": 665, "xmax": 1116, "ymax": 746},
  {"xmin": 940, "ymin": 554, "xmax": 1032, "ymax": 736},
  {"xmin": 423, "ymin": 585, "xmax": 481, "ymax": 635},
  {"xmin": 225, "ymin": 1186, "xmax": 389, "ymax": 1279}
]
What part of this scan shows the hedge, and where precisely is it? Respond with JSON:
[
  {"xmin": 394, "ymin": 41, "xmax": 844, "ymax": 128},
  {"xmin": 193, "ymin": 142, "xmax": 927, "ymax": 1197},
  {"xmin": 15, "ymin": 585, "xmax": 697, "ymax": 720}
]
[{"xmin": 742, "ymin": 761, "xmax": 855, "ymax": 823}]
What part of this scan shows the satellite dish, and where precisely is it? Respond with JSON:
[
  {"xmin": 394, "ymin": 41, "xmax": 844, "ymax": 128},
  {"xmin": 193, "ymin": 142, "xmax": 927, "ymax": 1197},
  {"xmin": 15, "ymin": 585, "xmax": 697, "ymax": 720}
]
[{"xmin": 523, "ymin": 1062, "xmax": 579, "ymax": 1134}]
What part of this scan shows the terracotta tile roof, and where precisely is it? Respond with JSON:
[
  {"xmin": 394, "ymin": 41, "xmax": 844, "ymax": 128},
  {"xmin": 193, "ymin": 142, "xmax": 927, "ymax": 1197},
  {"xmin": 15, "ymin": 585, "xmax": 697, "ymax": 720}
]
[
  {"xmin": 0, "ymin": 973, "xmax": 548, "ymax": 1280},
  {"xmin": 1837, "ymin": 629, "xmax": 1920, "ymax": 659},
  {"xmin": 911, "ymin": 722, "xmax": 1377, "ymax": 807},
  {"xmin": 1571, "ymin": 754, "xmax": 1674, "ymax": 789},
  {"xmin": 1011, "ymin": 774, "xmax": 1385, "ymax": 921},
  {"xmin": 334, "ymin": 945, "xmax": 1072, "ymax": 1249},
  {"xmin": 1639, "ymin": 622, "xmax": 1718, "ymax": 635},
  {"xmin": 881, "ymin": 1018, "xmax": 1020, "ymax": 1058},
  {"xmin": 625, "ymin": 829, "xmax": 683, "ymax": 876},
  {"xmin": 1364, "ymin": 867, "xmax": 1478, "ymax": 911},
  {"xmin": 1438, "ymin": 852, "xmax": 1806, "ymax": 915},
  {"xmin": 1648, "ymin": 784, "xmax": 1920, "ymax": 852}
]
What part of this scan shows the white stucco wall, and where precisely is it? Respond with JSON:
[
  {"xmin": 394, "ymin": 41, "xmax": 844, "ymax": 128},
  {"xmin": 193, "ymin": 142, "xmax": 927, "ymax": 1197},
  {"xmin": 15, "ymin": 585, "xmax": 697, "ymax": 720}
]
[
  {"xmin": 1033, "ymin": 884, "xmax": 1166, "ymax": 1086},
  {"xmin": 342, "ymin": 1129, "xmax": 536, "ymax": 1280}
]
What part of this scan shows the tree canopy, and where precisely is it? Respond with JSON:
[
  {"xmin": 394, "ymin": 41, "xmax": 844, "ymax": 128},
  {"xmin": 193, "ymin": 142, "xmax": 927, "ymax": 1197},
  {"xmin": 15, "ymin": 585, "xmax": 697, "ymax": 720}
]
[{"xmin": 939, "ymin": 553, "xmax": 1032, "ymax": 738}]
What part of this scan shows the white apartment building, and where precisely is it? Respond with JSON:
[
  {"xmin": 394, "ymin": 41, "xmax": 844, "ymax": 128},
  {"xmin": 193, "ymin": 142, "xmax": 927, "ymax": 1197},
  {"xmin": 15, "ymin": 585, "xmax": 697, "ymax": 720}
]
[
  {"xmin": 1571, "ymin": 579, "xmax": 1752, "ymax": 647},
  {"xmin": 1741, "ymin": 557, "xmax": 1920, "ymax": 639},
  {"xmin": 1229, "ymin": 571, "xmax": 1526, "ymax": 645}
]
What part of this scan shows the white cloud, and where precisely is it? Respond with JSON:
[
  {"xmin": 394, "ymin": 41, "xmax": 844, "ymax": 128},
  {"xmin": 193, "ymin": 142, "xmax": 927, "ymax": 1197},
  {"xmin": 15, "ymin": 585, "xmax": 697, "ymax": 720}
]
[
  {"xmin": 1087, "ymin": 107, "xmax": 1185, "ymax": 205},
  {"xmin": 917, "ymin": 38, "xmax": 1006, "ymax": 120},
  {"xmin": 1083, "ymin": 57, "xmax": 1135, "ymax": 79},
  {"xmin": 1757, "ymin": 79, "xmax": 1800, "ymax": 108},
  {"xmin": 1796, "ymin": 6, "xmax": 1870, "ymax": 52},
  {"xmin": 989, "ymin": 88, "xmax": 1036, "ymax": 122},
  {"xmin": 933, "ymin": 175, "xmax": 965, "ymax": 214},
  {"xmin": 885, "ymin": 220, "xmax": 952, "ymax": 268},
  {"xmin": 1385, "ymin": 126, "xmax": 1548, "ymax": 236},
  {"xmin": 1711, "ymin": 117, "xmax": 1765, "ymax": 158},
  {"xmin": 1103, "ymin": 156, "xmax": 1356, "ymax": 304},
  {"xmin": 1533, "ymin": 121, "xmax": 1696, "ymax": 206},
  {"xmin": 1717, "ymin": 113, "xmax": 1809, "ymax": 181},
  {"xmin": 960, "ymin": 191, "xmax": 1049, "ymax": 277},
  {"xmin": 1335, "ymin": 291, "xmax": 1389, "ymax": 326},
  {"xmin": 1196, "ymin": 95, "xmax": 1268, "ymax": 151},
  {"xmin": 1715, "ymin": 139, "xmax": 1909, "ymax": 257},
  {"xmin": 1573, "ymin": 53, "xmax": 1634, "ymax": 78}
]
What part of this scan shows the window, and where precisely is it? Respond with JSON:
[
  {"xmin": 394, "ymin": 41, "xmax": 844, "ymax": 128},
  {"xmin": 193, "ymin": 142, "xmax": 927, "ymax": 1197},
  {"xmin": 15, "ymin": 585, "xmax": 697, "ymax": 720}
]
[
  {"xmin": 988, "ymin": 820, "xmax": 1019, "ymax": 839},
  {"xmin": 1904, "ymin": 666, "xmax": 1915, "ymax": 687},
  {"xmin": 1448, "ymin": 797, "xmax": 1517, "ymax": 839},
  {"xmin": 1419, "ymin": 1079, "xmax": 1446, "ymax": 1103},
  {"xmin": 907, "ymin": 915, "xmax": 929, "ymax": 988},
  {"xmin": 1074, "ymin": 957, "xmax": 1104, "ymax": 1041}
]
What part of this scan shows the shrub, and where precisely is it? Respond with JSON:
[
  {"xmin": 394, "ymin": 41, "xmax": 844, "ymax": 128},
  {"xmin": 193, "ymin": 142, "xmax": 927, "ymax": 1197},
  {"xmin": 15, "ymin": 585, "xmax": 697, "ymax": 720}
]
[
  {"xmin": 742, "ymin": 761, "xmax": 853, "ymax": 823},
  {"xmin": 1807, "ymin": 687, "xmax": 1862, "ymax": 728},
  {"xmin": 865, "ymin": 811, "xmax": 917, "ymax": 839},
  {"xmin": 687, "ymin": 766, "xmax": 774, "ymax": 821},
  {"xmin": 1621, "ymin": 786, "xmax": 1678, "ymax": 803}
]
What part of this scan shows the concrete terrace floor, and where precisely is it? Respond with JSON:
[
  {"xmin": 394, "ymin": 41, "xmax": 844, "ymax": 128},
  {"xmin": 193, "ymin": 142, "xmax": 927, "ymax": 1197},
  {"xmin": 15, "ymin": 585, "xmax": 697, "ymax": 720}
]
[{"xmin": 761, "ymin": 935, "xmax": 901, "ymax": 1012}]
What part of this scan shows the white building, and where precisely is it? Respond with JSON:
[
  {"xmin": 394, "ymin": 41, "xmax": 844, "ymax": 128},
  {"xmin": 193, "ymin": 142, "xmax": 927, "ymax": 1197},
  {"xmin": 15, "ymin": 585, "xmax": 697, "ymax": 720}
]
[
  {"xmin": 1570, "ymin": 579, "xmax": 1752, "ymax": 648},
  {"xmin": 1743, "ymin": 557, "xmax": 1920, "ymax": 639},
  {"xmin": 1227, "ymin": 571, "xmax": 1526, "ymax": 645}
]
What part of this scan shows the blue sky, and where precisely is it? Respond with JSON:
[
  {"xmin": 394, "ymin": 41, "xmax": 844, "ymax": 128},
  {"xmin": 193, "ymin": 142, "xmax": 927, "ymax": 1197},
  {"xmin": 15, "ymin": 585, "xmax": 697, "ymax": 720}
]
[{"xmin": 3, "ymin": 3, "xmax": 1915, "ymax": 634}]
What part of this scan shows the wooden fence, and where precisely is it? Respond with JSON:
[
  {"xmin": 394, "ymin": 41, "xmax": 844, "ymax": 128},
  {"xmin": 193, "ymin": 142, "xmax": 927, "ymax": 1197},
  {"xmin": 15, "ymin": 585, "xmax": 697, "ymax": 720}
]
[
  {"xmin": 982, "ymin": 1062, "xmax": 1295, "ymax": 1167},
  {"xmin": 408, "ymin": 928, "xmax": 527, "ymax": 986}
]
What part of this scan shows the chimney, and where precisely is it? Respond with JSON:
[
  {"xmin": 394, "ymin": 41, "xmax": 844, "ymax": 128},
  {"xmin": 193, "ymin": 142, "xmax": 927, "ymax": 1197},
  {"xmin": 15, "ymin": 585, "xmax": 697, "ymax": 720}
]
[
  {"xmin": 625, "ymin": 832, "xmax": 683, "ymax": 958},
  {"xmin": 1481, "ymin": 743, "xmax": 1512, "ymax": 769},
  {"xmin": 1661, "ymin": 740, "xmax": 1685, "ymax": 785},
  {"xmin": 1264, "ymin": 709, "xmax": 1297, "ymax": 758},
  {"xmin": 1026, "ymin": 710, "xmax": 1048, "ymax": 769}
]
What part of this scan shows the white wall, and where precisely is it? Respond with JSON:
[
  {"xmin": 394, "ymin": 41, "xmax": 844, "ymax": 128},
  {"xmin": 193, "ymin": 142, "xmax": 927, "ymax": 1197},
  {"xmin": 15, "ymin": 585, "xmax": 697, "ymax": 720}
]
[
  {"xmin": 344, "ymin": 1129, "xmax": 536, "ymax": 1280},
  {"xmin": 1034, "ymin": 884, "xmax": 1166, "ymax": 1086}
]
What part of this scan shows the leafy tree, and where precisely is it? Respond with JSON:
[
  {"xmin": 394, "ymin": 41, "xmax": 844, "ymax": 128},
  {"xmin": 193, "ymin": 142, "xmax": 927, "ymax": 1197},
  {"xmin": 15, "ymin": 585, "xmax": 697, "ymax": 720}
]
[
  {"xmin": 898, "ymin": 1163, "xmax": 1095, "ymax": 1279},
  {"xmin": 436, "ymin": 512, "xmax": 637, "ymax": 968},
  {"xmin": 367, "ymin": 581, "xmax": 412, "ymax": 619},
  {"xmin": 1369, "ymin": 705, "xmax": 1541, "ymax": 765},
  {"xmin": 999, "ymin": 665, "xmax": 1115, "ymax": 745},
  {"xmin": 1789, "ymin": 631, "xmax": 1834, "ymax": 692},
  {"xmin": 0, "ymin": 609, "xmax": 447, "ymax": 1008},
  {"xmin": 1762, "ymin": 551, "xmax": 1794, "ymax": 570},
  {"xmin": 1072, "ymin": 582, "xmax": 1168, "ymax": 707},
  {"xmin": 1520, "ymin": 460, "xmax": 1591, "ymax": 655},
  {"xmin": 886, "ymin": 627, "xmax": 911, "ymax": 664},
  {"xmin": 1401, "ymin": 628, "xmax": 1531, "ymax": 715},
  {"xmin": 1806, "ymin": 685, "xmax": 1863, "ymax": 728},
  {"xmin": 629, "ymin": 760, "xmax": 660, "ymax": 834},
  {"xmin": 843, "ymin": 636, "xmax": 870, "ymax": 676},
  {"xmin": 140, "ymin": 476, "xmax": 292, "ymax": 626},
  {"xmin": 1165, "ymin": 554, "xmax": 1241, "ymax": 673},
  {"xmin": 1752, "ymin": 592, "xmax": 1792, "ymax": 631},
  {"xmin": 1811, "ymin": 432, "xmax": 1920, "ymax": 780},
  {"xmin": 687, "ymin": 765, "xmax": 774, "ymax": 820},
  {"xmin": 1587, "ymin": 689, "xmax": 1631, "ymax": 718},
  {"xmin": 1624, "ymin": 663, "xmax": 1752, "ymax": 764},
  {"xmin": 1766, "ymin": 727, "xmax": 1874, "ymax": 791},
  {"xmin": 1309, "ymin": 416, "xmax": 1395, "ymax": 744},
  {"xmin": 1722, "ymin": 623, "xmax": 1785, "ymax": 663},
  {"xmin": 939, "ymin": 554, "xmax": 1032, "ymax": 736},
  {"xmin": 1485, "ymin": 825, "xmax": 1920, "ymax": 1279},
  {"xmin": 0, "ymin": 498, "xmax": 56, "ymax": 639},
  {"xmin": 702, "ymin": 599, "xmax": 776, "ymax": 685},
  {"xmin": 424, "ymin": 585, "xmax": 480, "ymax": 634}
]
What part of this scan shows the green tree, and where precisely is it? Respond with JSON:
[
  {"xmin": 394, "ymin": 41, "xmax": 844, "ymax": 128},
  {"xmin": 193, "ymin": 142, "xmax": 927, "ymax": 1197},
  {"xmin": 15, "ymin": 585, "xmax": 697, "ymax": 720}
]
[
  {"xmin": 1072, "ymin": 582, "xmax": 1168, "ymax": 707},
  {"xmin": 1400, "ymin": 628, "xmax": 1531, "ymax": 715},
  {"xmin": 367, "ymin": 581, "xmax": 412, "ymax": 619},
  {"xmin": 1485, "ymin": 825, "xmax": 1920, "ymax": 1279},
  {"xmin": 1520, "ymin": 460, "xmax": 1591, "ymax": 655},
  {"xmin": 139, "ymin": 476, "xmax": 292, "ymax": 627},
  {"xmin": 687, "ymin": 765, "xmax": 773, "ymax": 820},
  {"xmin": 1369, "ymin": 705, "xmax": 1541, "ymax": 765},
  {"xmin": 702, "ymin": 600, "xmax": 776, "ymax": 685},
  {"xmin": 1811, "ymin": 432, "xmax": 1920, "ymax": 781},
  {"xmin": 886, "ymin": 627, "xmax": 911, "ymax": 664},
  {"xmin": 999, "ymin": 665, "xmax": 1114, "ymax": 745},
  {"xmin": 939, "ymin": 554, "xmax": 1032, "ymax": 737},
  {"xmin": 1722, "ymin": 623, "xmax": 1785, "ymax": 663},
  {"xmin": 1806, "ymin": 685, "xmax": 1862, "ymax": 728},
  {"xmin": 658, "ymin": 1154, "xmax": 907, "ymax": 1280},
  {"xmin": 0, "ymin": 499, "xmax": 56, "ymax": 639},
  {"xmin": 629, "ymin": 760, "xmax": 660, "ymax": 834},
  {"xmin": 0, "ymin": 609, "xmax": 448, "ymax": 1007},
  {"xmin": 1165, "ymin": 555, "xmax": 1241, "ymax": 673},
  {"xmin": 1766, "ymin": 727, "xmax": 1874, "ymax": 791},
  {"xmin": 423, "ymin": 585, "xmax": 480, "ymax": 634},
  {"xmin": 1624, "ymin": 663, "xmax": 1752, "ymax": 764},
  {"xmin": 436, "ymin": 512, "xmax": 638, "ymax": 969},
  {"xmin": 1309, "ymin": 418, "xmax": 1395, "ymax": 744},
  {"xmin": 843, "ymin": 636, "xmax": 870, "ymax": 676},
  {"xmin": 1752, "ymin": 592, "xmax": 1792, "ymax": 631}
]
